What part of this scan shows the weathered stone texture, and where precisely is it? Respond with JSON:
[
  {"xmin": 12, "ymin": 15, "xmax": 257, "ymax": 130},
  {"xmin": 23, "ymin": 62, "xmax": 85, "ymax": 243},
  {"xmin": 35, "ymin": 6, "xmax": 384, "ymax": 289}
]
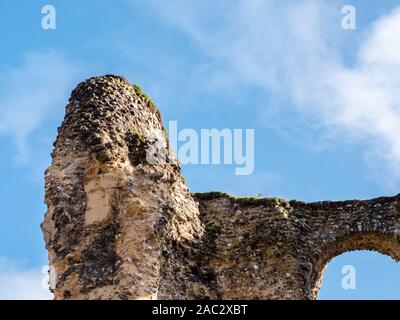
[
  {"xmin": 194, "ymin": 193, "xmax": 400, "ymax": 299},
  {"xmin": 42, "ymin": 75, "xmax": 400, "ymax": 300}
]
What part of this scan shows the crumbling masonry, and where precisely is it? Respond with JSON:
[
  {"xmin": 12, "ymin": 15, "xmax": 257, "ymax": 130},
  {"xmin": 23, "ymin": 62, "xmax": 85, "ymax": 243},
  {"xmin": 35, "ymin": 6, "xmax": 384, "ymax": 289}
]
[{"xmin": 42, "ymin": 75, "xmax": 400, "ymax": 300}]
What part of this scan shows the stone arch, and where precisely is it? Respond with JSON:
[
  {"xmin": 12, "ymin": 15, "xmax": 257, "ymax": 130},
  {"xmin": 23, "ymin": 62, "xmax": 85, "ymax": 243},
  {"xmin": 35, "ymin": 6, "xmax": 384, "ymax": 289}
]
[
  {"xmin": 286, "ymin": 196, "xmax": 400, "ymax": 299},
  {"xmin": 309, "ymin": 231, "xmax": 400, "ymax": 299}
]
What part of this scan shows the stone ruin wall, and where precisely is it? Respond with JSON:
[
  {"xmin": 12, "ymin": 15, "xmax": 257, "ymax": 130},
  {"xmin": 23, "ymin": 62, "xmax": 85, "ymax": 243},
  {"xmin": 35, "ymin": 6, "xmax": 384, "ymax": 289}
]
[{"xmin": 41, "ymin": 75, "xmax": 400, "ymax": 300}]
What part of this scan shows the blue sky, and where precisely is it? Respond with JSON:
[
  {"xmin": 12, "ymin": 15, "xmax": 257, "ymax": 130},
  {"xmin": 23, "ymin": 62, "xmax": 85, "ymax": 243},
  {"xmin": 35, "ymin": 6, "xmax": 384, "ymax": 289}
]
[{"xmin": 1, "ymin": 0, "xmax": 400, "ymax": 299}]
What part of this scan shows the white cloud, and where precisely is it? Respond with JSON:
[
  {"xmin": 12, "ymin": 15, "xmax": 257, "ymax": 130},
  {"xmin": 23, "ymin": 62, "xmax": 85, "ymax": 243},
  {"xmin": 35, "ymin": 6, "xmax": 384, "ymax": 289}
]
[
  {"xmin": 0, "ymin": 257, "xmax": 52, "ymax": 300},
  {"xmin": 145, "ymin": 0, "xmax": 400, "ymax": 188},
  {"xmin": 0, "ymin": 50, "xmax": 88, "ymax": 163}
]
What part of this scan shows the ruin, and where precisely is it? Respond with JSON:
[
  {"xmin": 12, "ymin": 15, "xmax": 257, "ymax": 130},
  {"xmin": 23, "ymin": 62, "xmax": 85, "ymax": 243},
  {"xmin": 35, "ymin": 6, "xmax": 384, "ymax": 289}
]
[{"xmin": 41, "ymin": 75, "xmax": 400, "ymax": 300}]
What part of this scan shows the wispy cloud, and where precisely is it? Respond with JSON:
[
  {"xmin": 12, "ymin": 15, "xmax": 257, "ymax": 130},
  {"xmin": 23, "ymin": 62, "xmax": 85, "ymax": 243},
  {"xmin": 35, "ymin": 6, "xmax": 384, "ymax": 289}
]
[
  {"xmin": 0, "ymin": 50, "xmax": 88, "ymax": 163},
  {"xmin": 0, "ymin": 257, "xmax": 52, "ymax": 300},
  {"xmin": 144, "ymin": 0, "xmax": 400, "ymax": 188}
]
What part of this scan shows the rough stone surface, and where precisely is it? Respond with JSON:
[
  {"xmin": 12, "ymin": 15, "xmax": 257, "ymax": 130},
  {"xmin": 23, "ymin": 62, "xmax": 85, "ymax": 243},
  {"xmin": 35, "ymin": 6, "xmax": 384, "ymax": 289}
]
[{"xmin": 42, "ymin": 75, "xmax": 400, "ymax": 300}]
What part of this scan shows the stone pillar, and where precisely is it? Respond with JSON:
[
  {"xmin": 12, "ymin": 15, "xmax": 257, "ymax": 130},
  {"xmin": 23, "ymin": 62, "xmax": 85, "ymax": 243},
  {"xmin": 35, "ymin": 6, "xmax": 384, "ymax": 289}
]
[{"xmin": 42, "ymin": 75, "xmax": 204, "ymax": 299}]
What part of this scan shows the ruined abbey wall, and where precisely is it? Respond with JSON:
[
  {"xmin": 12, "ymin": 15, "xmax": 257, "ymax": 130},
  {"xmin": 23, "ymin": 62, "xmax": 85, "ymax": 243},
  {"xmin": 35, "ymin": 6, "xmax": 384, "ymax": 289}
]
[{"xmin": 41, "ymin": 75, "xmax": 400, "ymax": 300}]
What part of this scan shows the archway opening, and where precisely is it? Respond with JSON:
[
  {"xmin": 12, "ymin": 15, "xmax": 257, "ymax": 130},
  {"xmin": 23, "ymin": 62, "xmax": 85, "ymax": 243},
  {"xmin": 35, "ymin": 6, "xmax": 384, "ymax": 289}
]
[
  {"xmin": 309, "ymin": 231, "xmax": 400, "ymax": 299},
  {"xmin": 318, "ymin": 250, "xmax": 400, "ymax": 299}
]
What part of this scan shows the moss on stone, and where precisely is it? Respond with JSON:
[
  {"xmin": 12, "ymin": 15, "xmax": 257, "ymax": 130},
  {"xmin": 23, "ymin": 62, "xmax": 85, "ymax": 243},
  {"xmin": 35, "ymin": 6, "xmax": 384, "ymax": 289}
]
[
  {"xmin": 205, "ymin": 224, "xmax": 222, "ymax": 237},
  {"xmin": 233, "ymin": 196, "xmax": 260, "ymax": 201},
  {"xmin": 126, "ymin": 131, "xmax": 149, "ymax": 166},
  {"xmin": 309, "ymin": 201, "xmax": 324, "ymax": 209},
  {"xmin": 193, "ymin": 192, "xmax": 230, "ymax": 200},
  {"xmin": 270, "ymin": 197, "xmax": 285, "ymax": 203},
  {"xmin": 133, "ymin": 84, "xmax": 160, "ymax": 118},
  {"xmin": 162, "ymin": 126, "xmax": 168, "ymax": 139}
]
